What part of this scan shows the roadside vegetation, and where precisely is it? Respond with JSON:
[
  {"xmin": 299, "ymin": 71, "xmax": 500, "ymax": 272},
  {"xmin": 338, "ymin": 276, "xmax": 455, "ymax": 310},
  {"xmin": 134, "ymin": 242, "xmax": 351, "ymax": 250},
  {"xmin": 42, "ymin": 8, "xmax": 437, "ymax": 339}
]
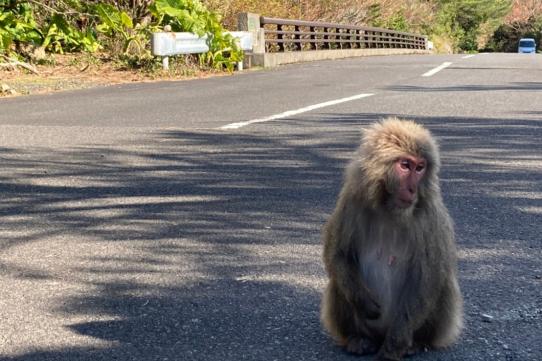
[
  {"xmin": 0, "ymin": 0, "xmax": 242, "ymax": 70},
  {"xmin": 1, "ymin": 0, "xmax": 540, "ymax": 95}
]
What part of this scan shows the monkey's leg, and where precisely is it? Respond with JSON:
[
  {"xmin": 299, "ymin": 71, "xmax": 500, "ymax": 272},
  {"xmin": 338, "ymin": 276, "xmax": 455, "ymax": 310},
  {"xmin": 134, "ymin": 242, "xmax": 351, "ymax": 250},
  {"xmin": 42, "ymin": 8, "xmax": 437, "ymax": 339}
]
[
  {"xmin": 375, "ymin": 271, "xmax": 430, "ymax": 360},
  {"xmin": 322, "ymin": 281, "xmax": 379, "ymax": 355},
  {"xmin": 423, "ymin": 278, "xmax": 463, "ymax": 349}
]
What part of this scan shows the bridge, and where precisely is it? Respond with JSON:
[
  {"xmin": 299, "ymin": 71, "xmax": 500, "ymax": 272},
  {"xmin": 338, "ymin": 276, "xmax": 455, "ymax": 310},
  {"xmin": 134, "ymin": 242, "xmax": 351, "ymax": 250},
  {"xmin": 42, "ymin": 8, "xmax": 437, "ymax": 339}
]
[{"xmin": 239, "ymin": 13, "xmax": 429, "ymax": 67}]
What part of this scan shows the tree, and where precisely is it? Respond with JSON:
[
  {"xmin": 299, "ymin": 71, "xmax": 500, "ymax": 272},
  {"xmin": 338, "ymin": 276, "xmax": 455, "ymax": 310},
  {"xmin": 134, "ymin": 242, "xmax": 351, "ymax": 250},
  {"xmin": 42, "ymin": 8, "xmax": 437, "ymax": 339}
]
[{"xmin": 435, "ymin": 0, "xmax": 512, "ymax": 51}]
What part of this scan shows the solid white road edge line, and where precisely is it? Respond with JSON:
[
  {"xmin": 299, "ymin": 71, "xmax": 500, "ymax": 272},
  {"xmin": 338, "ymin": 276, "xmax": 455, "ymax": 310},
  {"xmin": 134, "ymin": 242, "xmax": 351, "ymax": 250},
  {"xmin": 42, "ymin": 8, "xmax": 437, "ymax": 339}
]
[
  {"xmin": 220, "ymin": 93, "xmax": 375, "ymax": 130},
  {"xmin": 422, "ymin": 62, "xmax": 453, "ymax": 77}
]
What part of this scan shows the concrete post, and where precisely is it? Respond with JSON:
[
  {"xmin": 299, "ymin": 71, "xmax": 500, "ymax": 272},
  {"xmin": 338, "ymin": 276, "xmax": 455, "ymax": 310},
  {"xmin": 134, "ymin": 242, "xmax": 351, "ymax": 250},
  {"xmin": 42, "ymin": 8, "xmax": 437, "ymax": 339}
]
[
  {"xmin": 238, "ymin": 13, "xmax": 265, "ymax": 67},
  {"xmin": 162, "ymin": 24, "xmax": 172, "ymax": 70}
]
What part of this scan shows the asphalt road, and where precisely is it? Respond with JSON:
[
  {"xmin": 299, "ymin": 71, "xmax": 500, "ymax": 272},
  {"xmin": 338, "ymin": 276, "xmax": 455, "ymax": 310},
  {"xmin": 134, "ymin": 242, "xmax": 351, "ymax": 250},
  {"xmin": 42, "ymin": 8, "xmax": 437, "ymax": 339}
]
[{"xmin": 0, "ymin": 53, "xmax": 541, "ymax": 361}]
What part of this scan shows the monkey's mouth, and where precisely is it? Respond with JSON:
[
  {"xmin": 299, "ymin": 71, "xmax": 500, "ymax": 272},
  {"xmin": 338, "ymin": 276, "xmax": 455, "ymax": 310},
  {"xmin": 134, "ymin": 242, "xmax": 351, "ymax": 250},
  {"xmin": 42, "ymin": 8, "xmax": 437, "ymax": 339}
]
[{"xmin": 397, "ymin": 198, "xmax": 414, "ymax": 208}]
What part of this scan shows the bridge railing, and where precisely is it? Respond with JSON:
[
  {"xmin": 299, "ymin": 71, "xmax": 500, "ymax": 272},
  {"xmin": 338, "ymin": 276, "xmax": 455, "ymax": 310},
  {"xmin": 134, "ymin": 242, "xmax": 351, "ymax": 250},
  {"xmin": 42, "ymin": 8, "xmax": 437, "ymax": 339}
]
[
  {"xmin": 238, "ymin": 13, "xmax": 429, "ymax": 67},
  {"xmin": 259, "ymin": 17, "xmax": 427, "ymax": 53}
]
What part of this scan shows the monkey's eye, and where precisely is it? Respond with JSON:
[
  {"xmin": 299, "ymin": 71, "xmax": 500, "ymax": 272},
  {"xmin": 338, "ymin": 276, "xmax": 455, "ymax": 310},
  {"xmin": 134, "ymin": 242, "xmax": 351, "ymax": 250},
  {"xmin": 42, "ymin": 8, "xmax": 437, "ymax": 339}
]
[
  {"xmin": 415, "ymin": 164, "xmax": 426, "ymax": 173},
  {"xmin": 400, "ymin": 160, "xmax": 411, "ymax": 170}
]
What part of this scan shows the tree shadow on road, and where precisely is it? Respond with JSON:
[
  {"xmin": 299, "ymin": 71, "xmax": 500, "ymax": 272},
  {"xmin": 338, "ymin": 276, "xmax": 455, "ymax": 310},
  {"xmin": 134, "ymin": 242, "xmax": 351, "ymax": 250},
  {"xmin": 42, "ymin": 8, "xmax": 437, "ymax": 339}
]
[
  {"xmin": 1, "ymin": 113, "xmax": 541, "ymax": 360},
  {"xmin": 11, "ymin": 280, "xmax": 335, "ymax": 361},
  {"xmin": 0, "ymin": 129, "xmax": 349, "ymax": 361}
]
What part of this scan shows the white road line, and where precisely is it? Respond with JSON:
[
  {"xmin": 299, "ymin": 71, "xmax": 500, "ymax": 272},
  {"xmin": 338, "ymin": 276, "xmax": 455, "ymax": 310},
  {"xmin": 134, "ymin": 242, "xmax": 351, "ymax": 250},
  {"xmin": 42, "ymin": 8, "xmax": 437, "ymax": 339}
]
[
  {"xmin": 422, "ymin": 62, "xmax": 453, "ymax": 77},
  {"xmin": 462, "ymin": 54, "xmax": 476, "ymax": 59},
  {"xmin": 220, "ymin": 93, "xmax": 375, "ymax": 130}
]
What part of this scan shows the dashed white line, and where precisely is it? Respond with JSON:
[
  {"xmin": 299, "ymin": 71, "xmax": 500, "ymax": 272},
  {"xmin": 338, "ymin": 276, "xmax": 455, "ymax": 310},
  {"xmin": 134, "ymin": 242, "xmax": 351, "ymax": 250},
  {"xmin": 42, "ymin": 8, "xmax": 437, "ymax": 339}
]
[
  {"xmin": 462, "ymin": 54, "xmax": 476, "ymax": 59},
  {"xmin": 220, "ymin": 93, "xmax": 375, "ymax": 130},
  {"xmin": 422, "ymin": 62, "xmax": 453, "ymax": 77}
]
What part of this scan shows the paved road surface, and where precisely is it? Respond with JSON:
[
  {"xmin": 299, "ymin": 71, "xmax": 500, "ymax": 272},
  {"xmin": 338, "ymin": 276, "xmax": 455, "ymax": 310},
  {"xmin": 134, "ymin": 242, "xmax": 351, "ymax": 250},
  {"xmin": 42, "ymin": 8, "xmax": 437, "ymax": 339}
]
[{"xmin": 0, "ymin": 53, "xmax": 541, "ymax": 360}]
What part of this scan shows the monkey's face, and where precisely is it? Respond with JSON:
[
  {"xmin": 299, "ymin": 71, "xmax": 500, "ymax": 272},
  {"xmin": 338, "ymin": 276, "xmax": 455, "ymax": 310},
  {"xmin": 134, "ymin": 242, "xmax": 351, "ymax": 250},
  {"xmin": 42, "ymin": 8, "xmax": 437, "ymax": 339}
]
[{"xmin": 387, "ymin": 156, "xmax": 427, "ymax": 209}]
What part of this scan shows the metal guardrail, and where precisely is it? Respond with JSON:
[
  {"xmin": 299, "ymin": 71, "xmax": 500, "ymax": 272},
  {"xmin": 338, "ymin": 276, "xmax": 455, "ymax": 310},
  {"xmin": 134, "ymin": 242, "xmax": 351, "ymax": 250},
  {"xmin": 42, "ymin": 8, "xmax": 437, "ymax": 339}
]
[
  {"xmin": 260, "ymin": 17, "xmax": 426, "ymax": 52},
  {"xmin": 151, "ymin": 31, "xmax": 253, "ymax": 70}
]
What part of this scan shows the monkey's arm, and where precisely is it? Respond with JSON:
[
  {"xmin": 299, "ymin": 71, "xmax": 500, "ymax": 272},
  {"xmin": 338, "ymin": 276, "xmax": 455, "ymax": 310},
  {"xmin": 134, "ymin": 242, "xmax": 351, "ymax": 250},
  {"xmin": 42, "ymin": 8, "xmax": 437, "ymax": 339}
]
[
  {"xmin": 322, "ymin": 211, "xmax": 381, "ymax": 319},
  {"xmin": 333, "ymin": 249, "xmax": 381, "ymax": 319}
]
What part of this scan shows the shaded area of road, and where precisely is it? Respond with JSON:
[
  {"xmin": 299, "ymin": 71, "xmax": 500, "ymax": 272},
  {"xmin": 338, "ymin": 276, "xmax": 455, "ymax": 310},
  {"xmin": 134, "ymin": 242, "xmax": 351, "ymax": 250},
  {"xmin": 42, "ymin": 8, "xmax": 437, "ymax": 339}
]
[{"xmin": 1, "ymin": 111, "xmax": 540, "ymax": 360}]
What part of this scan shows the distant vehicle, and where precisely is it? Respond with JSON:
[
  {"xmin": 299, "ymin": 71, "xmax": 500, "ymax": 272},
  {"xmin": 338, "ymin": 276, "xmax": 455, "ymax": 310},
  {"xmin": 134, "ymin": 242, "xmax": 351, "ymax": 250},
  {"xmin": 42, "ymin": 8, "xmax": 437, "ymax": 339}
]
[{"xmin": 518, "ymin": 38, "xmax": 536, "ymax": 53}]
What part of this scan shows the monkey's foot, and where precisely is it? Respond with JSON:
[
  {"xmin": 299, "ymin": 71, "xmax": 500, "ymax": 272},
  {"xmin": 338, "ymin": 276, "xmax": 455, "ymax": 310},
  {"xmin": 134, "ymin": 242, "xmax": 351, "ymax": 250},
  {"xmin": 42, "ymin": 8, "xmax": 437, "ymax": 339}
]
[
  {"xmin": 345, "ymin": 336, "xmax": 379, "ymax": 355},
  {"xmin": 375, "ymin": 354, "xmax": 401, "ymax": 361},
  {"xmin": 374, "ymin": 345, "xmax": 426, "ymax": 360},
  {"xmin": 405, "ymin": 345, "xmax": 428, "ymax": 357}
]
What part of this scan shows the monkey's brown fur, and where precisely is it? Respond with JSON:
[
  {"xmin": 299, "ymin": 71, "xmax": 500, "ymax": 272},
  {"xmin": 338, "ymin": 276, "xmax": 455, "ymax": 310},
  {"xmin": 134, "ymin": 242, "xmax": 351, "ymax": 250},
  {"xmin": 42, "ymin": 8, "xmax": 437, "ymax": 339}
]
[{"xmin": 321, "ymin": 118, "xmax": 463, "ymax": 361}]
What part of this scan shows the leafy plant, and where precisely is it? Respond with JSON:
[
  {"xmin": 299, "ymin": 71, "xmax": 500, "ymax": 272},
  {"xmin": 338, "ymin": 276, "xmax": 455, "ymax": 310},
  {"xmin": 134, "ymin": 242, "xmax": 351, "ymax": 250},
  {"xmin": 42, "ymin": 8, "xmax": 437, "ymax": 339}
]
[
  {"xmin": 42, "ymin": 14, "xmax": 99, "ymax": 53},
  {"xmin": 200, "ymin": 32, "xmax": 242, "ymax": 72},
  {"xmin": 0, "ymin": 1, "xmax": 99, "ymax": 55},
  {"xmin": 151, "ymin": 0, "xmax": 208, "ymax": 34},
  {"xmin": 95, "ymin": 3, "xmax": 149, "ymax": 55},
  {"xmin": 150, "ymin": 0, "xmax": 243, "ymax": 71},
  {"xmin": 0, "ymin": 1, "xmax": 41, "ymax": 53}
]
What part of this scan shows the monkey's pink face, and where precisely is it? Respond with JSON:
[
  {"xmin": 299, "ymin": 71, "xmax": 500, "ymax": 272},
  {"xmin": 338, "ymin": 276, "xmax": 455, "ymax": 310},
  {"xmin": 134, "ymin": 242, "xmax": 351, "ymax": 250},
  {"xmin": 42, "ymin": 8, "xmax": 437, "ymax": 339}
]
[{"xmin": 393, "ymin": 156, "xmax": 426, "ymax": 208}]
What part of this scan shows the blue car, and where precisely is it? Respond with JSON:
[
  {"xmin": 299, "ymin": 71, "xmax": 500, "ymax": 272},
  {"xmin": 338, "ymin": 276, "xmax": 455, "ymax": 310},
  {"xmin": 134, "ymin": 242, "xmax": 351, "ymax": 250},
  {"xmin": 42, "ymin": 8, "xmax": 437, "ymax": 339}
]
[{"xmin": 518, "ymin": 38, "xmax": 536, "ymax": 53}]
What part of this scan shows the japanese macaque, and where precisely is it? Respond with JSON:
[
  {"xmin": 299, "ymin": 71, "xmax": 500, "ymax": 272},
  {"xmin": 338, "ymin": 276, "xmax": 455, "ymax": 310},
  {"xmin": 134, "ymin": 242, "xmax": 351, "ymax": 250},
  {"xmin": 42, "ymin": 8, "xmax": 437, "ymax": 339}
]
[{"xmin": 321, "ymin": 118, "xmax": 463, "ymax": 360}]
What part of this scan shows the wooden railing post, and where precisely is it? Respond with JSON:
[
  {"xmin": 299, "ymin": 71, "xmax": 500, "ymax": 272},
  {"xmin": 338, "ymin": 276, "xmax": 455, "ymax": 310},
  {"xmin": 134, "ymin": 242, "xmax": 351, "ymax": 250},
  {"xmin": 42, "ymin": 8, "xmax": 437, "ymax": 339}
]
[
  {"xmin": 277, "ymin": 24, "xmax": 284, "ymax": 52},
  {"xmin": 295, "ymin": 25, "xmax": 302, "ymax": 51},
  {"xmin": 310, "ymin": 26, "xmax": 316, "ymax": 50}
]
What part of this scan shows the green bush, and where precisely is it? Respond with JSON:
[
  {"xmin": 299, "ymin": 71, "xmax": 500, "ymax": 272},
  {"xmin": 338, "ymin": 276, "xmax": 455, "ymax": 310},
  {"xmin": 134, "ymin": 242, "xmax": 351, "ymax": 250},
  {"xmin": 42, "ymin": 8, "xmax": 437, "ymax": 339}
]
[
  {"xmin": 0, "ymin": 0, "xmax": 100, "ymax": 55},
  {"xmin": 0, "ymin": 0, "xmax": 241, "ymax": 71},
  {"xmin": 42, "ymin": 14, "xmax": 99, "ymax": 53},
  {"xmin": 433, "ymin": 0, "xmax": 512, "ymax": 52},
  {"xmin": 0, "ymin": 1, "xmax": 41, "ymax": 53},
  {"xmin": 95, "ymin": 3, "xmax": 154, "ymax": 55}
]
